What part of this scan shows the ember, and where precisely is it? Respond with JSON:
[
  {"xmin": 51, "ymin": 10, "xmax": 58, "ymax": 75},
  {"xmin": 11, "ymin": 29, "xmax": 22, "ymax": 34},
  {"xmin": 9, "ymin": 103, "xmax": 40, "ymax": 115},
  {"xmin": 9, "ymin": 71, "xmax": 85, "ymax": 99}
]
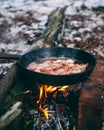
[{"xmin": 33, "ymin": 103, "xmax": 73, "ymax": 130}]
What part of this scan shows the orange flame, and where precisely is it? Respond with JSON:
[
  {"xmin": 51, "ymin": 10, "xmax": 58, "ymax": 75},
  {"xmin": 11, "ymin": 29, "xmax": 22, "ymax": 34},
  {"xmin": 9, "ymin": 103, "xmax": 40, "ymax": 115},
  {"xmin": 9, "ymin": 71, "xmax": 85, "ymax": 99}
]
[
  {"xmin": 37, "ymin": 85, "xmax": 70, "ymax": 119},
  {"xmin": 59, "ymin": 85, "xmax": 69, "ymax": 91},
  {"xmin": 37, "ymin": 85, "xmax": 44, "ymax": 104},
  {"xmin": 39, "ymin": 104, "xmax": 48, "ymax": 119}
]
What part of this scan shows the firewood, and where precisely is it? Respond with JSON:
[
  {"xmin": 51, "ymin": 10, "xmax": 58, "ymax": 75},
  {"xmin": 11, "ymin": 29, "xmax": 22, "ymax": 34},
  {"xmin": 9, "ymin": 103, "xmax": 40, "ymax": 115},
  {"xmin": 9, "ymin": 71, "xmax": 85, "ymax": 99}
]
[
  {"xmin": 0, "ymin": 102, "xmax": 22, "ymax": 129},
  {"xmin": 0, "ymin": 7, "xmax": 65, "ymax": 129}
]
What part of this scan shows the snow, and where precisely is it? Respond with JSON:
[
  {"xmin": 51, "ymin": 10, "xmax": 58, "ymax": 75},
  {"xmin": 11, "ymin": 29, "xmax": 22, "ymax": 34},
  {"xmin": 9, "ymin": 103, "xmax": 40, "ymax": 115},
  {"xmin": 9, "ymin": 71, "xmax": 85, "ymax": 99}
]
[
  {"xmin": 78, "ymin": 28, "xmax": 92, "ymax": 33},
  {"xmin": 94, "ymin": 46, "xmax": 104, "ymax": 57},
  {"xmin": 65, "ymin": 7, "xmax": 78, "ymax": 15}
]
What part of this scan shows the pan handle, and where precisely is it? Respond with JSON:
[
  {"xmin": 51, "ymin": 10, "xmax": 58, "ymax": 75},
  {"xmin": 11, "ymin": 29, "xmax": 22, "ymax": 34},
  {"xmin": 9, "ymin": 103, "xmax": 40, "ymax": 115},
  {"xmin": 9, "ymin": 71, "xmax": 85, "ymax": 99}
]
[{"xmin": 0, "ymin": 53, "xmax": 20, "ymax": 60}]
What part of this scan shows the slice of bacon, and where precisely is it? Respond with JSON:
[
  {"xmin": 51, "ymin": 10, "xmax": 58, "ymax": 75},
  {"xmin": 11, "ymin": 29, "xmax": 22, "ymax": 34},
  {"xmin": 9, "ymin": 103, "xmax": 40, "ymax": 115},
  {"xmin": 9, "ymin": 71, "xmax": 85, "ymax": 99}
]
[{"xmin": 27, "ymin": 59, "xmax": 88, "ymax": 75}]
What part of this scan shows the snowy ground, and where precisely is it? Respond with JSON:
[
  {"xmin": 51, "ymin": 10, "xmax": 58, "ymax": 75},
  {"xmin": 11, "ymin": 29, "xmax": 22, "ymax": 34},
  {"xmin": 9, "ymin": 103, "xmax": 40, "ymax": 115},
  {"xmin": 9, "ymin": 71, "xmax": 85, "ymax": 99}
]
[{"xmin": 0, "ymin": 0, "xmax": 104, "ymax": 75}]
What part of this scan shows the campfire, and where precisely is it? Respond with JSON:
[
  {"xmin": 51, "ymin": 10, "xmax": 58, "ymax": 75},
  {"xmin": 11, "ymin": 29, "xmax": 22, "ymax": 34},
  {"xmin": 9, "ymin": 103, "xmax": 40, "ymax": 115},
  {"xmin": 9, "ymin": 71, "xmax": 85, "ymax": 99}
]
[
  {"xmin": 37, "ymin": 85, "xmax": 70, "ymax": 119},
  {"xmin": 22, "ymin": 83, "xmax": 82, "ymax": 130}
]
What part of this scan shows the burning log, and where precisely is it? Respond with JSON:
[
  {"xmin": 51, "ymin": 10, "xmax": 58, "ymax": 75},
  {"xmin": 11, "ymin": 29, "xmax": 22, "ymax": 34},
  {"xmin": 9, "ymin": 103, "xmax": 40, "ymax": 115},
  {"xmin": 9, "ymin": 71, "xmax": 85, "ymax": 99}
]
[{"xmin": 0, "ymin": 7, "xmax": 65, "ymax": 129}]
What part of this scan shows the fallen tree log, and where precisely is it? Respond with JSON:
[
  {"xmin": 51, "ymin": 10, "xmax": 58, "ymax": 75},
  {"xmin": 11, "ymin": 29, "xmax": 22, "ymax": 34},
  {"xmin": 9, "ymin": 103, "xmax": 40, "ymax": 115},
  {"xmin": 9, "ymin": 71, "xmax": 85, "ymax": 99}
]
[
  {"xmin": 77, "ymin": 60, "xmax": 104, "ymax": 130},
  {"xmin": 0, "ymin": 7, "xmax": 65, "ymax": 129}
]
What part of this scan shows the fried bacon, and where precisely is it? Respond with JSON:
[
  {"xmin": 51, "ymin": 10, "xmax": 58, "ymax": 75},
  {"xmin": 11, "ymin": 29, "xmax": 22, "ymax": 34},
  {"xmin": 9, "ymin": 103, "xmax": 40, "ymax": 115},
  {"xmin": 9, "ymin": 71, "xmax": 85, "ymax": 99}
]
[{"xmin": 27, "ymin": 59, "xmax": 88, "ymax": 75}]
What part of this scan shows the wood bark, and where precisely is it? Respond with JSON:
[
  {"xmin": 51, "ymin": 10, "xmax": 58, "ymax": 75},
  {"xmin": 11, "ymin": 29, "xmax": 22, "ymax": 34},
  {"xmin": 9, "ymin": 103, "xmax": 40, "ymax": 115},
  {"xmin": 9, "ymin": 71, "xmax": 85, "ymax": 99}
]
[
  {"xmin": 0, "ymin": 7, "xmax": 65, "ymax": 129},
  {"xmin": 77, "ymin": 60, "xmax": 104, "ymax": 130}
]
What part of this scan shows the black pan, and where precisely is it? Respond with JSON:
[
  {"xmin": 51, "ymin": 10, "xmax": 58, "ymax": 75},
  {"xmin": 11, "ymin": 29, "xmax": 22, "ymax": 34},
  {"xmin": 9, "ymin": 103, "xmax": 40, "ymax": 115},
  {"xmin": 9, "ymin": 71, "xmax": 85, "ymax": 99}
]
[{"xmin": 0, "ymin": 47, "xmax": 96, "ymax": 85}]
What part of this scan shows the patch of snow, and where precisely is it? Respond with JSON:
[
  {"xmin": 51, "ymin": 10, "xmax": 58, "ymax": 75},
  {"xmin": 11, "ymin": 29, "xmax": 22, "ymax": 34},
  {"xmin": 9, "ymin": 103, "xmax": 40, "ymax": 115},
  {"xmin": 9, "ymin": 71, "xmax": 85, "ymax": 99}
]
[
  {"xmin": 70, "ymin": 20, "xmax": 82, "ymax": 27},
  {"xmin": 65, "ymin": 6, "xmax": 78, "ymax": 15},
  {"xmin": 84, "ymin": 0, "xmax": 104, "ymax": 9},
  {"xmin": 94, "ymin": 46, "xmax": 104, "ymax": 57},
  {"xmin": 38, "ymin": 21, "xmax": 47, "ymax": 28},
  {"xmin": 78, "ymin": 27, "xmax": 92, "ymax": 33},
  {"xmin": 36, "ymin": 15, "xmax": 48, "ymax": 22},
  {"xmin": 43, "ymin": 0, "xmax": 72, "ymax": 8},
  {"xmin": 35, "ymin": 6, "xmax": 56, "ymax": 15},
  {"xmin": 0, "ymin": 63, "xmax": 14, "ymax": 75},
  {"xmin": 73, "ymin": 0, "xmax": 83, "ymax": 8},
  {"xmin": 74, "ymin": 37, "xmax": 82, "ymax": 42},
  {"xmin": 0, "ymin": 42, "xmax": 30, "ymax": 54}
]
